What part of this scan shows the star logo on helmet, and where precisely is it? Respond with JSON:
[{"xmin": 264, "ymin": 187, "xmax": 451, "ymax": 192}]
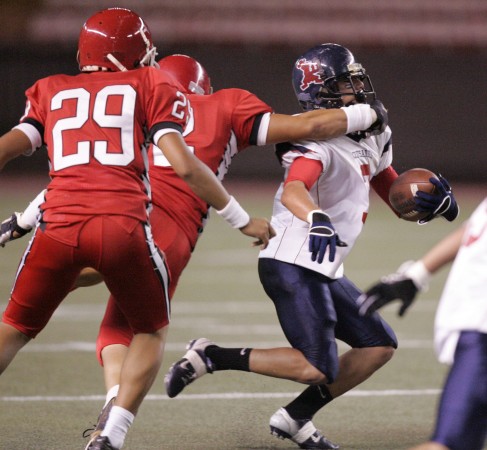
[{"xmin": 295, "ymin": 58, "xmax": 324, "ymax": 91}]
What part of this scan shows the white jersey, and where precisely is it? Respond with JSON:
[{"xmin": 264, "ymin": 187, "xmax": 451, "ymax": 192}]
[
  {"xmin": 260, "ymin": 128, "xmax": 393, "ymax": 279},
  {"xmin": 434, "ymin": 197, "xmax": 487, "ymax": 364}
]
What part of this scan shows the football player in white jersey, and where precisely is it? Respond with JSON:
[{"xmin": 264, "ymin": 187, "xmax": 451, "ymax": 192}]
[
  {"xmin": 164, "ymin": 43, "xmax": 459, "ymax": 449},
  {"xmin": 358, "ymin": 198, "xmax": 487, "ymax": 450}
]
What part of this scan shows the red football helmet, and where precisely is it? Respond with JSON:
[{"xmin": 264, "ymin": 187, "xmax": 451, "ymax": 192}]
[
  {"xmin": 158, "ymin": 55, "xmax": 212, "ymax": 95},
  {"xmin": 78, "ymin": 7, "xmax": 157, "ymax": 72}
]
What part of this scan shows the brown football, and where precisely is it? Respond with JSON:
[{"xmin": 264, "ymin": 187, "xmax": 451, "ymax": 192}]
[{"xmin": 389, "ymin": 168, "xmax": 438, "ymax": 221}]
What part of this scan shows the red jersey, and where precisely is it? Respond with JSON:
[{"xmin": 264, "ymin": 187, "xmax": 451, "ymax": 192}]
[
  {"xmin": 148, "ymin": 88, "xmax": 273, "ymax": 248},
  {"xmin": 20, "ymin": 67, "xmax": 189, "ymax": 245}
]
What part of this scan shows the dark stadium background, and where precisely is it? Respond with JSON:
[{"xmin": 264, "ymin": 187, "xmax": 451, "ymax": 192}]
[{"xmin": 1, "ymin": 1, "xmax": 485, "ymax": 183}]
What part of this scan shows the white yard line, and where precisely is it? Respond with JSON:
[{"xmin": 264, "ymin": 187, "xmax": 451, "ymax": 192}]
[{"xmin": 0, "ymin": 389, "xmax": 441, "ymax": 402}]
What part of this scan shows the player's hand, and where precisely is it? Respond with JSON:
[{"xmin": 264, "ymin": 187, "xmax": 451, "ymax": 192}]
[
  {"xmin": 357, "ymin": 260, "xmax": 430, "ymax": 316},
  {"xmin": 0, "ymin": 212, "xmax": 32, "ymax": 247},
  {"xmin": 357, "ymin": 278, "xmax": 418, "ymax": 317},
  {"xmin": 414, "ymin": 175, "xmax": 459, "ymax": 224},
  {"xmin": 366, "ymin": 99, "xmax": 388, "ymax": 135},
  {"xmin": 308, "ymin": 210, "xmax": 347, "ymax": 263},
  {"xmin": 240, "ymin": 217, "xmax": 275, "ymax": 249}
]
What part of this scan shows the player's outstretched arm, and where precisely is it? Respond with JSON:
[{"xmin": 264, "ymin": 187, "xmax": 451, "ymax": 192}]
[
  {"xmin": 157, "ymin": 132, "xmax": 274, "ymax": 247},
  {"xmin": 357, "ymin": 223, "xmax": 465, "ymax": 316},
  {"xmin": 265, "ymin": 100, "xmax": 387, "ymax": 144}
]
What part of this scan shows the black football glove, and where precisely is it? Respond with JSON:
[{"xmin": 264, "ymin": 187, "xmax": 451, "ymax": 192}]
[
  {"xmin": 0, "ymin": 212, "xmax": 32, "ymax": 247},
  {"xmin": 308, "ymin": 211, "xmax": 347, "ymax": 264},
  {"xmin": 414, "ymin": 174, "xmax": 459, "ymax": 224},
  {"xmin": 366, "ymin": 99, "xmax": 389, "ymax": 135},
  {"xmin": 357, "ymin": 260, "xmax": 430, "ymax": 317},
  {"xmin": 357, "ymin": 278, "xmax": 418, "ymax": 317}
]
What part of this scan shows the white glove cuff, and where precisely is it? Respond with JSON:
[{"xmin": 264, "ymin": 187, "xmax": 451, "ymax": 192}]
[
  {"xmin": 216, "ymin": 196, "xmax": 250, "ymax": 229},
  {"xmin": 18, "ymin": 189, "xmax": 46, "ymax": 229},
  {"xmin": 400, "ymin": 260, "xmax": 432, "ymax": 292},
  {"xmin": 341, "ymin": 104, "xmax": 376, "ymax": 134},
  {"xmin": 306, "ymin": 209, "xmax": 325, "ymax": 224}
]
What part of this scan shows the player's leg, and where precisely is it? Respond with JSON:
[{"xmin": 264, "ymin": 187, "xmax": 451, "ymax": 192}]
[
  {"xmin": 268, "ymin": 275, "xmax": 397, "ymax": 450},
  {"xmin": 428, "ymin": 331, "xmax": 487, "ymax": 450},
  {"xmin": 164, "ymin": 258, "xmax": 341, "ymax": 449},
  {"xmin": 86, "ymin": 217, "xmax": 170, "ymax": 450},
  {"xmin": 165, "ymin": 258, "xmax": 338, "ymax": 395},
  {"xmin": 0, "ymin": 229, "xmax": 81, "ymax": 374},
  {"xmin": 86, "ymin": 211, "xmax": 194, "ymax": 448},
  {"xmin": 323, "ymin": 276, "xmax": 397, "ymax": 398},
  {"xmin": 0, "ymin": 322, "xmax": 30, "ymax": 374},
  {"xmin": 95, "ymin": 210, "xmax": 192, "ymax": 394}
]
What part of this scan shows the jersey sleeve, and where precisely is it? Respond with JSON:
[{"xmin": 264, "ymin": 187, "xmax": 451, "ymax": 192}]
[
  {"xmin": 371, "ymin": 165, "xmax": 399, "ymax": 214},
  {"xmin": 146, "ymin": 70, "xmax": 189, "ymax": 145},
  {"xmin": 220, "ymin": 89, "xmax": 273, "ymax": 149},
  {"xmin": 374, "ymin": 127, "xmax": 393, "ymax": 174},
  {"xmin": 275, "ymin": 140, "xmax": 329, "ymax": 172},
  {"xmin": 15, "ymin": 80, "xmax": 46, "ymax": 154},
  {"xmin": 284, "ymin": 157, "xmax": 323, "ymax": 190}
]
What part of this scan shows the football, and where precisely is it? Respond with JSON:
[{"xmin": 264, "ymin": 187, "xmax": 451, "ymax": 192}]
[{"xmin": 389, "ymin": 168, "xmax": 438, "ymax": 221}]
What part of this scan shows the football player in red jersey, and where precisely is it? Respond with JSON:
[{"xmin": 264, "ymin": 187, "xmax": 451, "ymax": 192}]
[
  {"xmin": 1, "ymin": 51, "xmax": 389, "ymax": 448},
  {"xmin": 0, "ymin": 8, "xmax": 274, "ymax": 450}
]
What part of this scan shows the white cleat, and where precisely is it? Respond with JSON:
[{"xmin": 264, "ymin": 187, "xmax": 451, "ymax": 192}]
[{"xmin": 269, "ymin": 407, "xmax": 339, "ymax": 449}]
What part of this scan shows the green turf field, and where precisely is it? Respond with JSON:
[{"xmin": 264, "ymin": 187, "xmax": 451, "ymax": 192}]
[{"xmin": 0, "ymin": 176, "xmax": 485, "ymax": 450}]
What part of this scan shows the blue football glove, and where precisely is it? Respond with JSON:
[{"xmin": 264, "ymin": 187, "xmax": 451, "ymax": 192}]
[
  {"xmin": 0, "ymin": 212, "xmax": 32, "ymax": 247},
  {"xmin": 414, "ymin": 174, "xmax": 459, "ymax": 224},
  {"xmin": 308, "ymin": 210, "xmax": 347, "ymax": 263}
]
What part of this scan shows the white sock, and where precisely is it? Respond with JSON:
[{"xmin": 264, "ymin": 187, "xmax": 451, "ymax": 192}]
[
  {"xmin": 105, "ymin": 384, "xmax": 119, "ymax": 407},
  {"xmin": 101, "ymin": 405, "xmax": 134, "ymax": 449}
]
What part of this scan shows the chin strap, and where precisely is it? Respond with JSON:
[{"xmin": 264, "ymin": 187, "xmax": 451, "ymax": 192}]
[{"xmin": 107, "ymin": 54, "xmax": 128, "ymax": 72}]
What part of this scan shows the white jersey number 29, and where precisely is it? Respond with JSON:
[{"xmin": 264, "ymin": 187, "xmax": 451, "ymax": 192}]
[{"xmin": 51, "ymin": 86, "xmax": 138, "ymax": 170}]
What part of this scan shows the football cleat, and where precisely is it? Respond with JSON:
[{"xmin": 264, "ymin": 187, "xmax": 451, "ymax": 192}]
[
  {"xmin": 164, "ymin": 338, "xmax": 215, "ymax": 398},
  {"xmin": 83, "ymin": 397, "xmax": 116, "ymax": 450},
  {"xmin": 85, "ymin": 435, "xmax": 118, "ymax": 450},
  {"xmin": 269, "ymin": 407, "xmax": 339, "ymax": 449}
]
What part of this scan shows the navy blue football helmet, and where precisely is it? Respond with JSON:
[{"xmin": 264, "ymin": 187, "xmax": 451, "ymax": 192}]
[{"xmin": 292, "ymin": 43, "xmax": 376, "ymax": 111}]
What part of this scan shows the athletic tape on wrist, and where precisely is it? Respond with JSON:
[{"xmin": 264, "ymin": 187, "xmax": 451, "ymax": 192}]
[
  {"xmin": 342, "ymin": 104, "xmax": 375, "ymax": 134},
  {"xmin": 216, "ymin": 196, "xmax": 250, "ymax": 229}
]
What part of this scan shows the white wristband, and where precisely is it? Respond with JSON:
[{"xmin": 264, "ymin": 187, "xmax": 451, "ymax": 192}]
[
  {"xmin": 216, "ymin": 196, "xmax": 250, "ymax": 229},
  {"xmin": 341, "ymin": 104, "xmax": 376, "ymax": 134},
  {"xmin": 399, "ymin": 260, "xmax": 432, "ymax": 292}
]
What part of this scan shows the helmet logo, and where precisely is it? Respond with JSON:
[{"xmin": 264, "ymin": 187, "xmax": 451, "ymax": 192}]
[{"xmin": 295, "ymin": 58, "xmax": 324, "ymax": 91}]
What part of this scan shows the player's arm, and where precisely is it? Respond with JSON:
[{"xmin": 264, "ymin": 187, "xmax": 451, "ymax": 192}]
[
  {"xmin": 0, "ymin": 189, "xmax": 46, "ymax": 246},
  {"xmin": 0, "ymin": 129, "xmax": 33, "ymax": 170},
  {"xmin": 421, "ymin": 223, "xmax": 465, "ymax": 273},
  {"xmin": 156, "ymin": 132, "xmax": 274, "ymax": 248},
  {"xmin": 370, "ymin": 165, "xmax": 400, "ymax": 216},
  {"xmin": 281, "ymin": 156, "xmax": 346, "ymax": 263},
  {"xmin": 357, "ymin": 223, "xmax": 466, "ymax": 317},
  {"xmin": 265, "ymin": 100, "xmax": 387, "ymax": 144}
]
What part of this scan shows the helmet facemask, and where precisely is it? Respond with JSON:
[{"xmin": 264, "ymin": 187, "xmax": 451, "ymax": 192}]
[{"xmin": 318, "ymin": 64, "xmax": 376, "ymax": 109}]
